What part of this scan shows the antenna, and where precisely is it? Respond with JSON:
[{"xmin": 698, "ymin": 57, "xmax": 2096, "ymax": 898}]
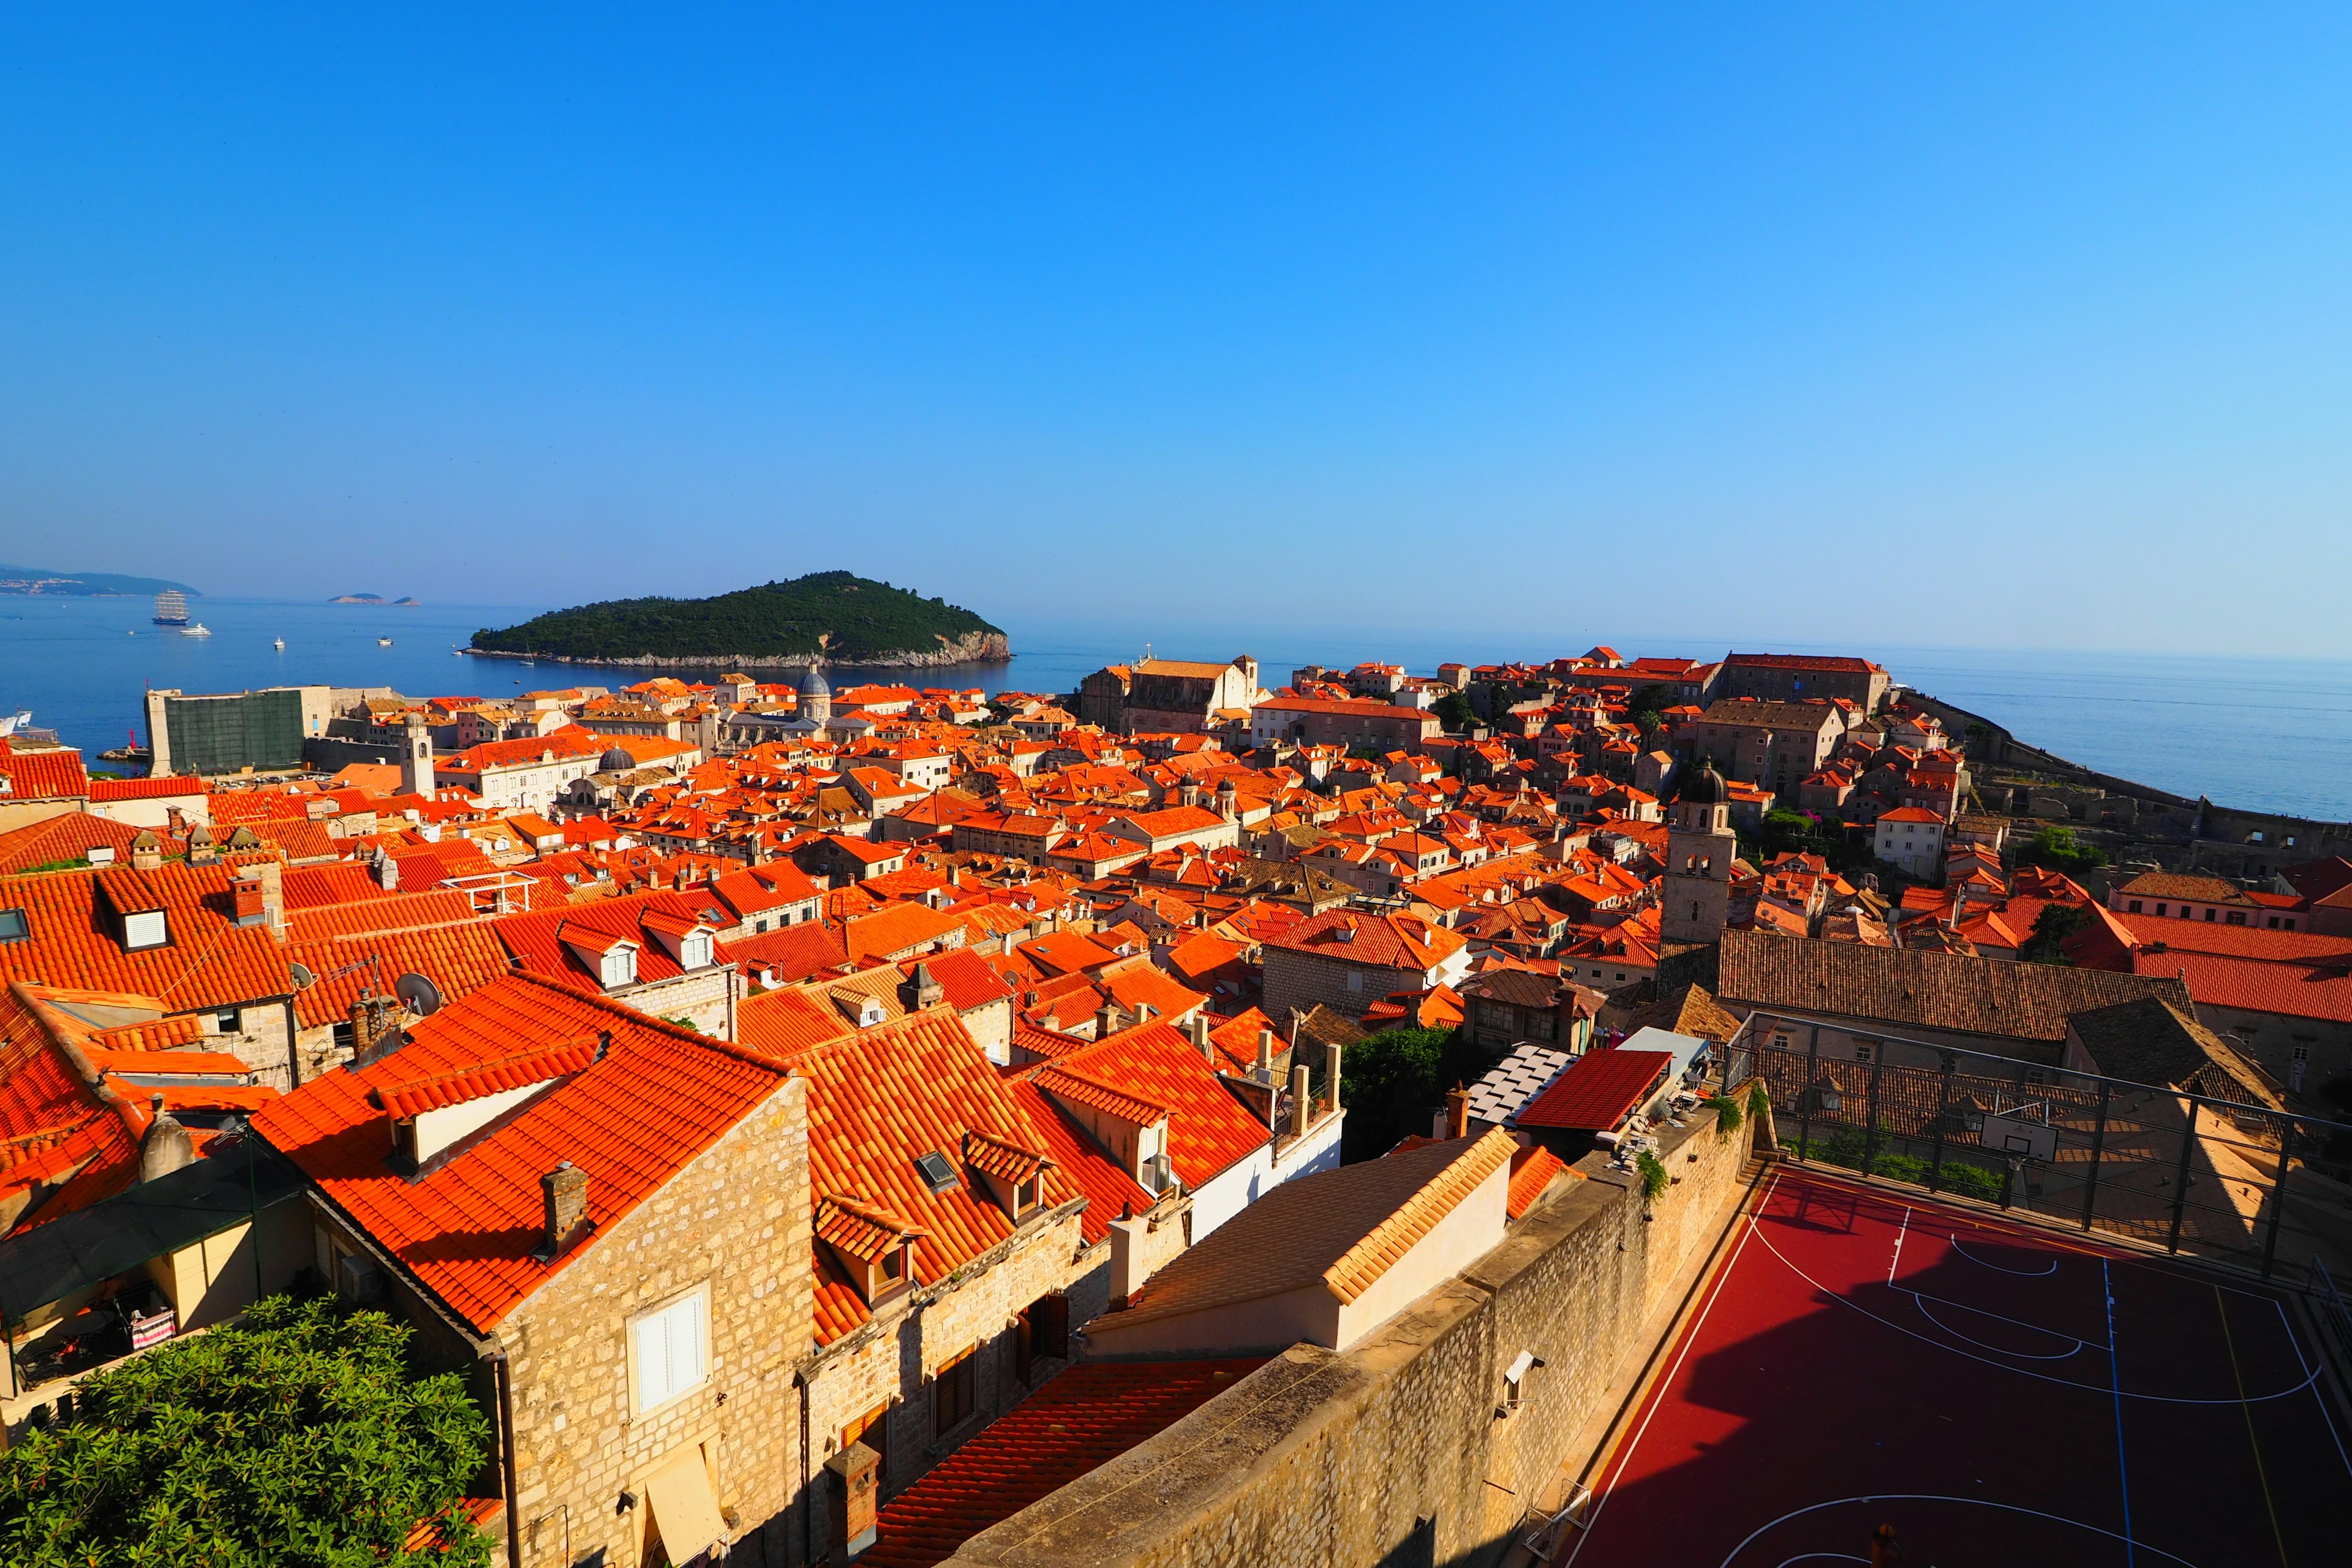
[
  {"xmin": 394, "ymin": 973, "xmax": 444, "ymax": 1018},
  {"xmin": 288, "ymin": 962, "xmax": 315, "ymax": 990}
]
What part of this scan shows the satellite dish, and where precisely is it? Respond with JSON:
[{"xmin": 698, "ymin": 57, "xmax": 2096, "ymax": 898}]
[
  {"xmin": 393, "ymin": 973, "xmax": 444, "ymax": 1017},
  {"xmin": 289, "ymin": 962, "xmax": 315, "ymax": 990}
]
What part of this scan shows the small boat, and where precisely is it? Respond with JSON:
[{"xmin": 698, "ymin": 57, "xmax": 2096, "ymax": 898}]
[
  {"xmin": 378, "ymin": 637, "xmax": 393, "ymax": 647},
  {"xmin": 273, "ymin": 637, "xmax": 285, "ymax": 651},
  {"xmin": 182, "ymin": 623, "xmax": 211, "ymax": 638}
]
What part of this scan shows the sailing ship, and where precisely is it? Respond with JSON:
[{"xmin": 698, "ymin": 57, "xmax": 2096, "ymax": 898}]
[{"xmin": 151, "ymin": 590, "xmax": 190, "ymax": 627}]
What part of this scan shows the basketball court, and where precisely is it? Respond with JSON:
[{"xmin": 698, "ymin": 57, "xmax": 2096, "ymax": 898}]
[{"xmin": 1559, "ymin": 1166, "xmax": 2349, "ymax": 1567}]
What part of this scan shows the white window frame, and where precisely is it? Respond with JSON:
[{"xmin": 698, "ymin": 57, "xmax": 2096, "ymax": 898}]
[{"xmin": 628, "ymin": 1282, "xmax": 712, "ymax": 1418}]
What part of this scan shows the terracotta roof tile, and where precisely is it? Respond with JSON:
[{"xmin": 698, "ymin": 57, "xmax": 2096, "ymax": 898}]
[
  {"xmin": 864, "ymin": 1360, "xmax": 1267, "ymax": 1568},
  {"xmin": 251, "ymin": 973, "xmax": 787, "ymax": 1331}
]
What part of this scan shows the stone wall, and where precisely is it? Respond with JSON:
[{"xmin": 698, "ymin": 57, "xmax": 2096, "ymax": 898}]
[
  {"xmin": 497, "ymin": 1076, "xmax": 813, "ymax": 1568},
  {"xmin": 940, "ymin": 1110, "xmax": 1754, "ymax": 1568},
  {"xmin": 1260, "ymin": 947, "xmax": 1387, "ymax": 1025}
]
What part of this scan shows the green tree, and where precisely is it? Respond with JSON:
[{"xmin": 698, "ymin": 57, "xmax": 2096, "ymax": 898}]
[
  {"xmin": 1431, "ymin": 690, "xmax": 1474, "ymax": 734},
  {"xmin": 0, "ymin": 1295, "xmax": 495, "ymax": 1568},
  {"xmin": 1628, "ymin": 683, "xmax": 1673, "ymax": 727},
  {"xmin": 2019, "ymin": 902, "xmax": 2090, "ymax": 964},
  {"xmin": 2016, "ymin": 824, "xmax": 2106, "ymax": 873},
  {"xmin": 1338, "ymin": 1027, "xmax": 1482, "ymax": 1161}
]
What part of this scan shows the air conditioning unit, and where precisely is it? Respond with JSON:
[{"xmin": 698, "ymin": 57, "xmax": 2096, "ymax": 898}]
[{"xmin": 337, "ymin": 1253, "xmax": 386, "ymax": 1305}]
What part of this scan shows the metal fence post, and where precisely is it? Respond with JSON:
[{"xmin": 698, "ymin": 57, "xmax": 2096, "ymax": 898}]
[
  {"xmin": 2079, "ymin": 1081, "xmax": 2109, "ymax": 1234},
  {"xmin": 1796, "ymin": 1027, "xmax": 1821, "ymax": 1163},
  {"xmin": 1862, "ymin": 1056, "xmax": 1884, "ymax": 1178},
  {"xmin": 2261, "ymin": 1120, "xmax": 2296, "ymax": 1280},
  {"xmin": 1928, "ymin": 1055, "xmax": 1954, "ymax": 1194},
  {"xmin": 2166, "ymin": 1099, "xmax": 2200, "ymax": 1254}
]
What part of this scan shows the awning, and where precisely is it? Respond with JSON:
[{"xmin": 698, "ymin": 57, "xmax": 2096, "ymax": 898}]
[
  {"xmin": 0, "ymin": 1144, "xmax": 306, "ymax": 1319},
  {"xmin": 644, "ymin": 1446, "xmax": 727, "ymax": 1564}
]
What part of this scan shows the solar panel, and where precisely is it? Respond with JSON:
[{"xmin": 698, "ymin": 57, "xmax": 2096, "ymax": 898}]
[{"xmin": 914, "ymin": 1150, "xmax": 959, "ymax": 1194}]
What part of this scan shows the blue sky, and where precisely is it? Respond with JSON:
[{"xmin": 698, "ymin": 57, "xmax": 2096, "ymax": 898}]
[{"xmin": 4, "ymin": 7, "xmax": 2349, "ymax": 654}]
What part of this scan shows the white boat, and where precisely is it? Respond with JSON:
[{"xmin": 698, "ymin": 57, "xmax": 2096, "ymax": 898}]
[
  {"xmin": 273, "ymin": 637, "xmax": 285, "ymax": 651},
  {"xmin": 378, "ymin": 637, "xmax": 393, "ymax": 647},
  {"xmin": 182, "ymin": 623, "xmax": 211, "ymax": 638}
]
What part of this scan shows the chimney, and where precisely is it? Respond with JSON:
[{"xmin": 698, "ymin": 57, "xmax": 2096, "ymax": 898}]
[
  {"xmin": 894, "ymin": 960, "xmax": 944, "ymax": 1012},
  {"xmin": 1254, "ymin": 1028, "xmax": 1274, "ymax": 1084},
  {"xmin": 1288, "ymin": 1064, "xmax": 1310, "ymax": 1139},
  {"xmin": 1108, "ymin": 1207, "xmax": 1148, "ymax": 1310},
  {"xmin": 1136, "ymin": 1001, "xmax": 1154, "ymax": 1023},
  {"xmin": 538, "ymin": 1162, "xmax": 591, "ymax": 1260},
  {"xmin": 129, "ymin": 831, "xmax": 163, "ymax": 872},
  {"xmin": 348, "ymin": 997, "xmax": 390, "ymax": 1060},
  {"xmin": 374, "ymin": 848, "xmax": 398, "ymax": 891},
  {"xmin": 138, "ymin": 1095, "xmax": 197, "ymax": 1183},
  {"xmin": 1324, "ymin": 1039, "xmax": 1342, "ymax": 1111},
  {"xmin": 1094, "ymin": 1003, "xmax": 1120, "ymax": 1038},
  {"xmin": 1189, "ymin": 1014, "xmax": 1214, "ymax": 1061},
  {"xmin": 1446, "ymin": 1081, "xmax": 1470, "ymax": 1140},
  {"xmin": 233, "ymin": 862, "xmax": 287, "ymax": 937}
]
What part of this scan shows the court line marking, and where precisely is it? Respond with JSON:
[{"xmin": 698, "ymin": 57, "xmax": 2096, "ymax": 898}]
[
  {"xmin": 1888, "ymin": 1207, "xmax": 1909, "ymax": 1283},
  {"xmin": 1909, "ymin": 1295, "xmax": 2087, "ymax": 1360},
  {"xmin": 2217, "ymin": 1286, "xmax": 2290, "ymax": 1567},
  {"xmin": 1746, "ymin": 1214, "xmax": 2323, "ymax": 1404},
  {"xmin": 1950, "ymin": 1234, "xmax": 2059, "ymax": 1275},
  {"xmin": 2105, "ymin": 1259, "xmax": 2135, "ymax": 1567},
  {"xmin": 2268, "ymin": 1296, "xmax": 2352, "ymax": 1479},
  {"xmin": 1717, "ymin": 1494, "xmax": 2202, "ymax": 1568},
  {"xmin": 1561, "ymin": 1169, "xmax": 1779, "ymax": 1568},
  {"xmin": 1762, "ymin": 1169, "xmax": 2291, "ymax": 1306}
]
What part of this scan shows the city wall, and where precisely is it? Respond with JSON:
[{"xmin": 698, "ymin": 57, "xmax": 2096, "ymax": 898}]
[{"xmin": 941, "ymin": 1109, "xmax": 1755, "ymax": 1568}]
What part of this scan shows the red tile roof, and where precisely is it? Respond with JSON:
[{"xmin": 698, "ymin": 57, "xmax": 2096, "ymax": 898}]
[
  {"xmin": 1507, "ymin": 1144, "xmax": 1573, "ymax": 1219},
  {"xmin": 0, "ymin": 864, "xmax": 295, "ymax": 1011},
  {"xmin": 288, "ymin": 922, "xmax": 514, "ymax": 1030},
  {"xmin": 0, "ymin": 744, "xmax": 90, "ymax": 802},
  {"xmin": 1040, "ymin": 1022, "xmax": 1272, "ymax": 1186},
  {"xmin": 864, "ymin": 1360, "xmax": 1267, "ymax": 1568},
  {"xmin": 1, "ymin": 982, "xmax": 277, "ymax": 1237},
  {"xmin": 797, "ymin": 1009, "xmax": 1085, "ymax": 1345},
  {"xmin": 1264, "ymin": 908, "xmax": 1466, "ymax": 970},
  {"xmin": 0, "ymin": 813, "xmax": 165, "ymax": 875},
  {"xmin": 86, "ymin": 774, "xmax": 207, "ymax": 802},
  {"xmin": 719, "ymin": 922, "xmax": 851, "ymax": 984},
  {"xmin": 251, "ymin": 972, "xmax": 788, "ymax": 1331},
  {"xmin": 371, "ymin": 1036, "xmax": 600, "ymax": 1118},
  {"xmin": 1514, "ymin": 1048, "xmax": 1671, "ymax": 1131}
]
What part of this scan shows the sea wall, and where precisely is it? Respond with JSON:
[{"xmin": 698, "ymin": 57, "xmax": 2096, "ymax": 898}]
[
  {"xmin": 462, "ymin": 630, "xmax": 1012, "ymax": 671},
  {"xmin": 941, "ymin": 1112, "xmax": 1754, "ymax": 1568},
  {"xmin": 1907, "ymin": 689, "xmax": 2352, "ymax": 864}
]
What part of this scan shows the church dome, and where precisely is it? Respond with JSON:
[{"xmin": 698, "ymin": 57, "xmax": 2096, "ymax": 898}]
[
  {"xmin": 1678, "ymin": 761, "xmax": 1727, "ymax": 805},
  {"xmin": 797, "ymin": 663, "xmax": 831, "ymax": 699}
]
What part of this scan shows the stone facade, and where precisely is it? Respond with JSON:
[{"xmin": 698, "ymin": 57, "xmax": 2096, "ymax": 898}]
[
  {"xmin": 1260, "ymin": 944, "xmax": 1465, "ymax": 1025},
  {"xmin": 936, "ymin": 1104, "xmax": 1753, "ymax": 1567},
  {"xmin": 306, "ymin": 1076, "xmax": 814, "ymax": 1568},
  {"xmin": 802, "ymin": 1204, "xmax": 1093, "ymax": 1552}
]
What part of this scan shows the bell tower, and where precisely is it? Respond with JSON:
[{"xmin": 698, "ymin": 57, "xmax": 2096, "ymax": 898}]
[
  {"xmin": 399, "ymin": 714, "xmax": 434, "ymax": 797},
  {"xmin": 1661, "ymin": 761, "xmax": 1735, "ymax": 944}
]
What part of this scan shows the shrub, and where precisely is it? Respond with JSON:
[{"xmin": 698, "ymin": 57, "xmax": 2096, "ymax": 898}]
[
  {"xmin": 1710, "ymin": 1090, "xmax": 1743, "ymax": 1139},
  {"xmin": 1636, "ymin": 1150, "xmax": 1670, "ymax": 1203},
  {"xmin": 0, "ymin": 1295, "xmax": 494, "ymax": 1567}
]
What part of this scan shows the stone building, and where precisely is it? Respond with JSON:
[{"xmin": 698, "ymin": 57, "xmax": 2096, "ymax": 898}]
[
  {"xmin": 251, "ymin": 973, "xmax": 815, "ymax": 1568},
  {"xmin": 1677, "ymin": 698, "xmax": 1845, "ymax": 798},
  {"xmin": 1248, "ymin": 696, "xmax": 1441, "ymax": 753},
  {"xmin": 1659, "ymin": 763, "xmax": 1736, "ymax": 945},
  {"xmin": 1717, "ymin": 652, "xmax": 1890, "ymax": 712},
  {"xmin": 1261, "ymin": 908, "xmax": 1472, "ymax": 1023},
  {"xmin": 1076, "ymin": 658, "xmax": 1259, "ymax": 733}
]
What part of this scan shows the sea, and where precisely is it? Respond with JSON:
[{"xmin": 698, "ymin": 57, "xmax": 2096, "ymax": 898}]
[{"xmin": 4, "ymin": 597, "xmax": 2348, "ymax": 823}]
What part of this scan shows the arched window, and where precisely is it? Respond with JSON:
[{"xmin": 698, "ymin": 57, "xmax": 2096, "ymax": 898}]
[{"xmin": 1689, "ymin": 902, "xmax": 1701, "ymax": 925}]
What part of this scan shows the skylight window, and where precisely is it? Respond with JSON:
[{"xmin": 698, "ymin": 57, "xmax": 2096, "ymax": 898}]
[
  {"xmin": 0, "ymin": 908, "xmax": 28, "ymax": 943},
  {"xmin": 914, "ymin": 1151, "xmax": 959, "ymax": 1194}
]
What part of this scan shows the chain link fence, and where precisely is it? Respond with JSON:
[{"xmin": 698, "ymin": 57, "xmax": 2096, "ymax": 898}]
[{"xmin": 1716, "ymin": 1018, "xmax": 2352, "ymax": 1288}]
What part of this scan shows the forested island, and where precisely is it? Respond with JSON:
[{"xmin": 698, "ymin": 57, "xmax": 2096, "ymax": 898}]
[{"xmin": 468, "ymin": 571, "xmax": 1011, "ymax": 667}]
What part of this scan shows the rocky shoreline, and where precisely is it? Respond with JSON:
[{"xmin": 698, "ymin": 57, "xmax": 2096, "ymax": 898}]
[{"xmin": 461, "ymin": 628, "xmax": 1012, "ymax": 671}]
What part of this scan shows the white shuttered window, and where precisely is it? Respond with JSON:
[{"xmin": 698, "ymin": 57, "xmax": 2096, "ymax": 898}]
[{"xmin": 632, "ymin": 1286, "xmax": 709, "ymax": 1414}]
